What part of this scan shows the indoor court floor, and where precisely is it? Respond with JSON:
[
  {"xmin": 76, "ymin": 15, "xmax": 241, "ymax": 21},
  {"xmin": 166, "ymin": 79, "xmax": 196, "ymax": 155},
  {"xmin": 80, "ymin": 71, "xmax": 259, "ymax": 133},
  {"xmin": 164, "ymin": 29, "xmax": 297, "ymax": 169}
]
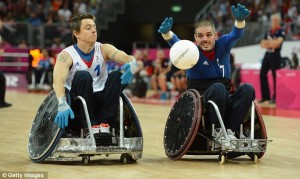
[{"xmin": 0, "ymin": 90, "xmax": 299, "ymax": 179}]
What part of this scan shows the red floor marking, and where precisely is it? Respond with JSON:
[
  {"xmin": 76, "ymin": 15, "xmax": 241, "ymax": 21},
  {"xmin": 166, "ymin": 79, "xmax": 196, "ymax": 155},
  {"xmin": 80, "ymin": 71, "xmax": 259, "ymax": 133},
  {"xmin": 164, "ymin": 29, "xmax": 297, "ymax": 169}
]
[{"xmin": 258, "ymin": 106, "xmax": 300, "ymax": 119}]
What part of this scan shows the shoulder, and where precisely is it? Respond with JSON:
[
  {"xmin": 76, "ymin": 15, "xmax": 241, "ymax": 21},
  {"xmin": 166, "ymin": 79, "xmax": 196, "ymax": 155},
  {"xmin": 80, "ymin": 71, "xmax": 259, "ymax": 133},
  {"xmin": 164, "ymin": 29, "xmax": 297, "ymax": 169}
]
[
  {"xmin": 56, "ymin": 51, "xmax": 73, "ymax": 65},
  {"xmin": 100, "ymin": 43, "xmax": 117, "ymax": 53}
]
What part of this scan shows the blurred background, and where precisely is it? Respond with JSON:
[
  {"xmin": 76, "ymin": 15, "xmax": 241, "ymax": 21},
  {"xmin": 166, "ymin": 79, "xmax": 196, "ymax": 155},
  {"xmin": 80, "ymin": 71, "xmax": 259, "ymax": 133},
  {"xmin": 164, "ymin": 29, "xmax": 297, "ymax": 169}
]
[{"xmin": 0, "ymin": 0, "xmax": 299, "ymax": 104}]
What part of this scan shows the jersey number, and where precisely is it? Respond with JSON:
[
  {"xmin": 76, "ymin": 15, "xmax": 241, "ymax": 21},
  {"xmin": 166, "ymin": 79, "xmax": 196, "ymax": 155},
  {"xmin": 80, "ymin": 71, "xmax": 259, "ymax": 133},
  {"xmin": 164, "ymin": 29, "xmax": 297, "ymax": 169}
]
[
  {"xmin": 220, "ymin": 65, "xmax": 224, "ymax": 77},
  {"xmin": 94, "ymin": 65, "xmax": 100, "ymax": 76}
]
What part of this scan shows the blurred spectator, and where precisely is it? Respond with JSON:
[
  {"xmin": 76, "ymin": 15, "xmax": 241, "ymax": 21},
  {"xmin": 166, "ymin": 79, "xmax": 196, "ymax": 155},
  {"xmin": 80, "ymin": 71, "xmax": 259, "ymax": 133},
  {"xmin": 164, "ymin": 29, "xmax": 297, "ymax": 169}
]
[
  {"xmin": 27, "ymin": 12, "xmax": 42, "ymax": 26},
  {"xmin": 292, "ymin": 52, "xmax": 299, "ymax": 69},
  {"xmin": 259, "ymin": 13, "xmax": 285, "ymax": 104},
  {"xmin": 150, "ymin": 49, "xmax": 169, "ymax": 100},
  {"xmin": 133, "ymin": 49, "xmax": 144, "ymax": 73},
  {"xmin": 18, "ymin": 38, "xmax": 28, "ymax": 48},
  {"xmin": 35, "ymin": 49, "xmax": 54, "ymax": 89},
  {"xmin": 51, "ymin": 36, "xmax": 66, "ymax": 49},
  {"xmin": 130, "ymin": 49, "xmax": 148, "ymax": 98},
  {"xmin": 73, "ymin": 0, "xmax": 88, "ymax": 14},
  {"xmin": 166, "ymin": 62, "xmax": 186, "ymax": 94},
  {"xmin": 51, "ymin": 0, "xmax": 63, "ymax": 13},
  {"xmin": 58, "ymin": 2, "xmax": 72, "ymax": 25},
  {"xmin": 27, "ymin": 48, "xmax": 54, "ymax": 90},
  {"xmin": 142, "ymin": 49, "xmax": 154, "ymax": 79},
  {"xmin": 0, "ymin": 71, "xmax": 12, "ymax": 108}
]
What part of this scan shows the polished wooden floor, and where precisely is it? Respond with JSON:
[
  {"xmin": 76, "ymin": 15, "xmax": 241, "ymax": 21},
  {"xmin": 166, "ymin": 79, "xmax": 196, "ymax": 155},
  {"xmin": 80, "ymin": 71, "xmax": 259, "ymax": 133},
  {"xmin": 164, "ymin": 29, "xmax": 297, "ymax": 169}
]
[{"xmin": 0, "ymin": 90, "xmax": 300, "ymax": 179}]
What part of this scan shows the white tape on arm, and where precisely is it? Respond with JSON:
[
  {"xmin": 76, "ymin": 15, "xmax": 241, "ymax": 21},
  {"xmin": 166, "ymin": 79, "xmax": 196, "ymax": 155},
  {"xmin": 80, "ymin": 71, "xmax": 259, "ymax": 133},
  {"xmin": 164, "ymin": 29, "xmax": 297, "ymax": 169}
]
[
  {"xmin": 234, "ymin": 20, "xmax": 246, "ymax": 28},
  {"xmin": 162, "ymin": 31, "xmax": 174, "ymax": 40}
]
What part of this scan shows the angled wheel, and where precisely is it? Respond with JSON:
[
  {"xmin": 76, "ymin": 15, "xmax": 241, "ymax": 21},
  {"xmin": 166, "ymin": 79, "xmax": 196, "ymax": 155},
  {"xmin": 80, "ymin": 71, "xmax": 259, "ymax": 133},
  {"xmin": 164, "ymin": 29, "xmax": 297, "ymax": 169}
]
[
  {"xmin": 164, "ymin": 89, "xmax": 202, "ymax": 159},
  {"xmin": 120, "ymin": 93, "xmax": 143, "ymax": 138},
  {"xmin": 28, "ymin": 90, "xmax": 71, "ymax": 163}
]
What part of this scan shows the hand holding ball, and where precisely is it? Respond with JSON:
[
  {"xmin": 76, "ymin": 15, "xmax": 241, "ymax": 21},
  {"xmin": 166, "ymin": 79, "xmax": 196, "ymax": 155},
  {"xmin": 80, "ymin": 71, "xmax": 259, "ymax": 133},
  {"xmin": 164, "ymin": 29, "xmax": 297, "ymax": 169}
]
[{"xmin": 169, "ymin": 40, "xmax": 199, "ymax": 70}]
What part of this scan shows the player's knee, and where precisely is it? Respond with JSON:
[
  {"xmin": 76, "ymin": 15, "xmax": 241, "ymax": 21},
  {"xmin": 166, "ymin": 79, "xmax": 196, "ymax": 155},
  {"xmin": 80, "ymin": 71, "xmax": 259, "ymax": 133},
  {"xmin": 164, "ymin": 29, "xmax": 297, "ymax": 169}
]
[
  {"xmin": 239, "ymin": 83, "xmax": 255, "ymax": 99},
  {"xmin": 210, "ymin": 83, "xmax": 226, "ymax": 94},
  {"xmin": 109, "ymin": 71, "xmax": 122, "ymax": 80},
  {"xmin": 203, "ymin": 83, "xmax": 226, "ymax": 103}
]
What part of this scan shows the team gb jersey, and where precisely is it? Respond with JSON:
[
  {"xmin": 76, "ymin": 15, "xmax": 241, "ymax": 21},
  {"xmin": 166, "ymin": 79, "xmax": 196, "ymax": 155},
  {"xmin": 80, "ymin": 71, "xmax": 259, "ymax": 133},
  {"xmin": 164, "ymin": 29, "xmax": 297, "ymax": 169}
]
[{"xmin": 63, "ymin": 42, "xmax": 108, "ymax": 92}]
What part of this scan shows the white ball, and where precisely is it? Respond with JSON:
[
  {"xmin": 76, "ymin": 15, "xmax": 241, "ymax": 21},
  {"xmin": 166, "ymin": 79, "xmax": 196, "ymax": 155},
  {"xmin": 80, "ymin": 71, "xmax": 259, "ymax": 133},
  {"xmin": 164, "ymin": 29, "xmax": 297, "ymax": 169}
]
[{"xmin": 169, "ymin": 40, "xmax": 199, "ymax": 70}]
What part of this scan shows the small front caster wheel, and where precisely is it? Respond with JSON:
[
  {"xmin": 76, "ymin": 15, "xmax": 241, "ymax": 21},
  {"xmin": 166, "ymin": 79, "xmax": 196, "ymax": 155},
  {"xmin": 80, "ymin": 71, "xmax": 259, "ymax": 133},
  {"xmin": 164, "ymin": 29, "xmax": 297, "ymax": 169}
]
[
  {"xmin": 251, "ymin": 154, "xmax": 258, "ymax": 164},
  {"xmin": 219, "ymin": 154, "xmax": 226, "ymax": 164},
  {"xmin": 82, "ymin": 156, "xmax": 90, "ymax": 165}
]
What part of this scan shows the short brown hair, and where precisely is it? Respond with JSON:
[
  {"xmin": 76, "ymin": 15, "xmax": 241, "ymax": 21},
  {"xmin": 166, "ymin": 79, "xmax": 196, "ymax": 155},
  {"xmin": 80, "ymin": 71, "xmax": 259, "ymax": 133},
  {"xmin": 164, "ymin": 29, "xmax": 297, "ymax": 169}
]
[
  {"xmin": 194, "ymin": 20, "xmax": 216, "ymax": 33},
  {"xmin": 69, "ymin": 13, "xmax": 96, "ymax": 43}
]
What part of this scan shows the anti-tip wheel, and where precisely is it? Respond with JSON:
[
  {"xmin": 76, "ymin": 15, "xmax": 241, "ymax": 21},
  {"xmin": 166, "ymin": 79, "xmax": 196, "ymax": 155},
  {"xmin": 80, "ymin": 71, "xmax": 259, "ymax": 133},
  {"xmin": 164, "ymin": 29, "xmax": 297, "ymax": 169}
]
[
  {"xmin": 219, "ymin": 154, "xmax": 226, "ymax": 164},
  {"xmin": 251, "ymin": 154, "xmax": 258, "ymax": 164},
  {"xmin": 120, "ymin": 154, "xmax": 128, "ymax": 164},
  {"xmin": 120, "ymin": 154, "xmax": 137, "ymax": 164},
  {"xmin": 82, "ymin": 156, "xmax": 90, "ymax": 165}
]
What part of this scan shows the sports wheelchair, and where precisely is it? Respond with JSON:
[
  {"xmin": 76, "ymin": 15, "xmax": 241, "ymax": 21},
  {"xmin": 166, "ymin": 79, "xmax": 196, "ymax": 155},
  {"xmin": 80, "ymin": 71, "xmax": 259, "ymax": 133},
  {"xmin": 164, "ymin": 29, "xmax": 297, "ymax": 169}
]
[
  {"xmin": 163, "ymin": 89, "xmax": 272, "ymax": 164},
  {"xmin": 27, "ymin": 90, "xmax": 143, "ymax": 165}
]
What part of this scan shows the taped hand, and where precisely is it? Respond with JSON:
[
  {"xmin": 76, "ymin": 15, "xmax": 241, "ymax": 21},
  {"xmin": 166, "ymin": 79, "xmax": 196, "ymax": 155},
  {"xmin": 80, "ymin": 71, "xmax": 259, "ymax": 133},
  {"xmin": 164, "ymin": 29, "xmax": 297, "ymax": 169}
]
[
  {"xmin": 54, "ymin": 97, "xmax": 75, "ymax": 129},
  {"xmin": 121, "ymin": 59, "xmax": 138, "ymax": 85},
  {"xmin": 158, "ymin": 17, "xmax": 173, "ymax": 34},
  {"xmin": 231, "ymin": 3, "xmax": 250, "ymax": 21}
]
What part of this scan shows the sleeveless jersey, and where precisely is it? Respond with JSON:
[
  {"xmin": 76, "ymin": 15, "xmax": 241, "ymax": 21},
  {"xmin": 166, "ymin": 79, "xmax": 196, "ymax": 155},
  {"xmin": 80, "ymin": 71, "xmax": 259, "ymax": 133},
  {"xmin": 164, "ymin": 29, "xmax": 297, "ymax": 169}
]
[{"xmin": 63, "ymin": 42, "xmax": 108, "ymax": 92}]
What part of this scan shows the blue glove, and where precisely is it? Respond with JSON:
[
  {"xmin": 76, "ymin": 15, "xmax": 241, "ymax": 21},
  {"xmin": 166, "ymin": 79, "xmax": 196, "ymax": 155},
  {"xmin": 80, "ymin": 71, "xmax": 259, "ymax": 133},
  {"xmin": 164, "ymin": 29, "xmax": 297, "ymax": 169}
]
[
  {"xmin": 158, "ymin": 17, "xmax": 173, "ymax": 34},
  {"xmin": 54, "ymin": 97, "xmax": 75, "ymax": 129},
  {"xmin": 231, "ymin": 3, "xmax": 250, "ymax": 21},
  {"xmin": 121, "ymin": 59, "xmax": 138, "ymax": 85}
]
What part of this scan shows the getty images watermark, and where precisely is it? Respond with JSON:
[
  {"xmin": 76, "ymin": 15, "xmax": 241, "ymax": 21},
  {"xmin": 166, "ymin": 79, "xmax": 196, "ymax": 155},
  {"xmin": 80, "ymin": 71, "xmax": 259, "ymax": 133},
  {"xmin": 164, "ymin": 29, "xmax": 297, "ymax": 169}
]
[{"xmin": 0, "ymin": 171, "xmax": 48, "ymax": 179}]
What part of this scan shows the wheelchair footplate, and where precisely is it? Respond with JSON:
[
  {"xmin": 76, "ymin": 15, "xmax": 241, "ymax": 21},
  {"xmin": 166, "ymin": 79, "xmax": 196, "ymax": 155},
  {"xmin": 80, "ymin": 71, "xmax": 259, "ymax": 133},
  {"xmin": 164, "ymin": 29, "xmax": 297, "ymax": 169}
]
[
  {"xmin": 232, "ymin": 139, "xmax": 272, "ymax": 153},
  {"xmin": 211, "ymin": 138, "xmax": 273, "ymax": 164}
]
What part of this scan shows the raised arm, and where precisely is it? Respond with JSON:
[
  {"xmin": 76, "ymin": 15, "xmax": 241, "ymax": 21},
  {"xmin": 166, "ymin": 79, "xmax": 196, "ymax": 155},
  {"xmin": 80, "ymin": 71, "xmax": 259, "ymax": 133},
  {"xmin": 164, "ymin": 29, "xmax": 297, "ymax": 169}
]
[
  {"xmin": 222, "ymin": 3, "xmax": 250, "ymax": 52},
  {"xmin": 158, "ymin": 17, "xmax": 180, "ymax": 46}
]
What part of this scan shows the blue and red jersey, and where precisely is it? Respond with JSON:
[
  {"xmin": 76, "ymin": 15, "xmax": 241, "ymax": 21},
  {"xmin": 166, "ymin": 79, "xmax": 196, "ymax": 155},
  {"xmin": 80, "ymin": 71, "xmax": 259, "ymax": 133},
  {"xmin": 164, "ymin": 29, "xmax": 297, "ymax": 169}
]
[{"xmin": 167, "ymin": 26, "xmax": 244, "ymax": 80}]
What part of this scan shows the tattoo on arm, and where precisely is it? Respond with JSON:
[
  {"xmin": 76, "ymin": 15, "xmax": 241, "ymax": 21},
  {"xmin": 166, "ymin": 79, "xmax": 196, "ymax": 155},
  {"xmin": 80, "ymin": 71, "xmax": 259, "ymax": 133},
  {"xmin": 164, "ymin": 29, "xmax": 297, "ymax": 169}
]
[
  {"xmin": 58, "ymin": 53, "xmax": 68, "ymax": 63},
  {"xmin": 110, "ymin": 50, "xmax": 120, "ymax": 61}
]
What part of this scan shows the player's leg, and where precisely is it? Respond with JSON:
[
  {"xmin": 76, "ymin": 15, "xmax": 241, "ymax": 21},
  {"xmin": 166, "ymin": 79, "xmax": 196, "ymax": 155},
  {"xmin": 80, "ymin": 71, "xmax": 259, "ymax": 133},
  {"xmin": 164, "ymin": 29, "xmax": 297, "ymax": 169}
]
[
  {"xmin": 69, "ymin": 70, "xmax": 97, "ymax": 131},
  {"xmin": 202, "ymin": 83, "xmax": 227, "ymax": 129},
  {"xmin": 226, "ymin": 83, "xmax": 255, "ymax": 131},
  {"xmin": 94, "ymin": 71, "xmax": 123, "ymax": 128}
]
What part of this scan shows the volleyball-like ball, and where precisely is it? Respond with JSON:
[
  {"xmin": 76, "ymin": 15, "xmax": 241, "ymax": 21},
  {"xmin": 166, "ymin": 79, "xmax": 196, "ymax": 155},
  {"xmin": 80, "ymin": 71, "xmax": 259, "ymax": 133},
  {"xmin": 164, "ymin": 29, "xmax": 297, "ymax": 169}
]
[{"xmin": 169, "ymin": 40, "xmax": 199, "ymax": 70}]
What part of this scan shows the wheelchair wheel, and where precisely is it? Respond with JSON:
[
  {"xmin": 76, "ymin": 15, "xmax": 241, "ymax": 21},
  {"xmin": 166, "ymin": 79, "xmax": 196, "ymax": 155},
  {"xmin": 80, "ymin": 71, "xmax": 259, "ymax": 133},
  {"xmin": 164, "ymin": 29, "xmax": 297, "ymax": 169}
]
[
  {"xmin": 27, "ymin": 90, "xmax": 64, "ymax": 162},
  {"xmin": 164, "ymin": 89, "xmax": 202, "ymax": 159},
  {"xmin": 119, "ymin": 93, "xmax": 143, "ymax": 138}
]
